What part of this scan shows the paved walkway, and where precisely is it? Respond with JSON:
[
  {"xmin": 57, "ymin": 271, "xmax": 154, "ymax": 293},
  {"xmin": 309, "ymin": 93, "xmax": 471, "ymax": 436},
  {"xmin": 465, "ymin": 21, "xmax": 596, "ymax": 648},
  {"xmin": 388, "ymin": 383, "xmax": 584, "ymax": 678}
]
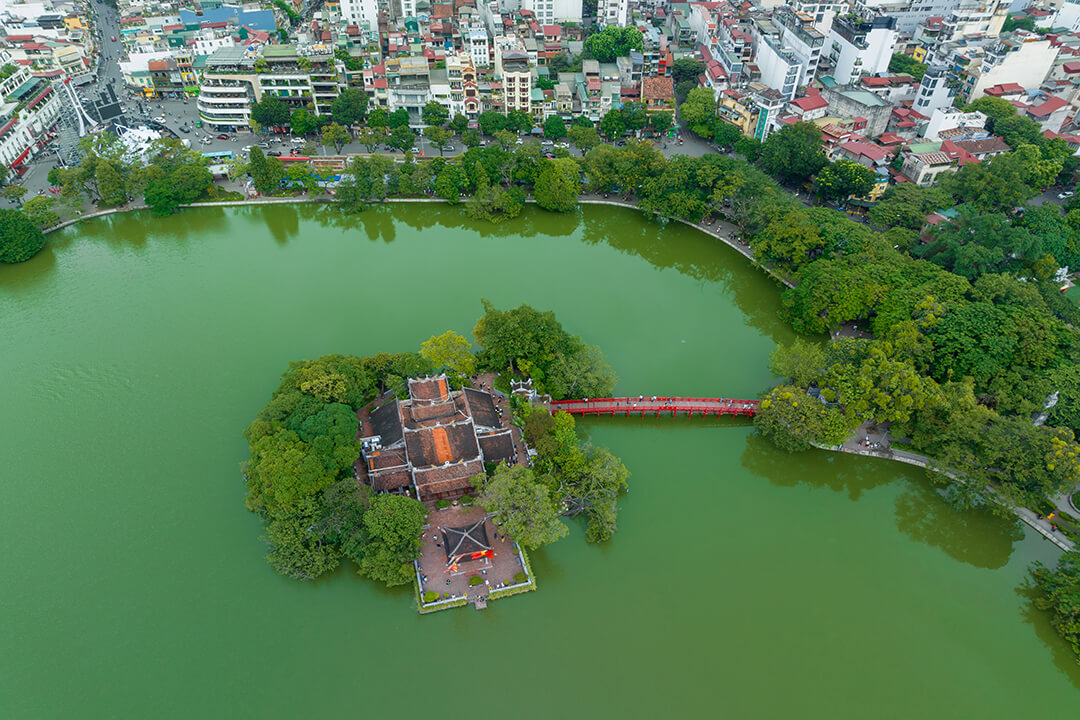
[{"xmin": 826, "ymin": 431, "xmax": 1076, "ymax": 553}]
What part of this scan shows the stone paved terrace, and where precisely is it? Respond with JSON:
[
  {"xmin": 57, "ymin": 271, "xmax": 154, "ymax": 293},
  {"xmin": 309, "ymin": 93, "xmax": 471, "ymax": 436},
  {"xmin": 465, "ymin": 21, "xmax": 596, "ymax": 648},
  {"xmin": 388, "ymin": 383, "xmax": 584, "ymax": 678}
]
[{"xmin": 416, "ymin": 505, "xmax": 527, "ymax": 605}]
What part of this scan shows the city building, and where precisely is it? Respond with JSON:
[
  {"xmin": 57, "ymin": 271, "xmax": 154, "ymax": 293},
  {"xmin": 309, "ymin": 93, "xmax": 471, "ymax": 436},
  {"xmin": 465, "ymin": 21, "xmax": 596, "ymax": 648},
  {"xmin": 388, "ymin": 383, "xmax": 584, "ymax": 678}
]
[{"xmin": 826, "ymin": 15, "xmax": 898, "ymax": 85}]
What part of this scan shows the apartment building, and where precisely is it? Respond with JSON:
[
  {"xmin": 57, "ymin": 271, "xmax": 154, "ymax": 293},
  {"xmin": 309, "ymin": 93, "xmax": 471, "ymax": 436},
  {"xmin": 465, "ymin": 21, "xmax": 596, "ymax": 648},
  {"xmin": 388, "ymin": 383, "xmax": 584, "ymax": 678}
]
[
  {"xmin": 826, "ymin": 15, "xmax": 897, "ymax": 85},
  {"xmin": 0, "ymin": 56, "xmax": 60, "ymax": 175}
]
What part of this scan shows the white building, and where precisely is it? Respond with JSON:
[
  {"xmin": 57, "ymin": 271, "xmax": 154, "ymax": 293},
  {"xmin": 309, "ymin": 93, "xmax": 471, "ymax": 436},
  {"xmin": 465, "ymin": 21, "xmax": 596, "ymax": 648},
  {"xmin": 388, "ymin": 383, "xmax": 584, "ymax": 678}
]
[
  {"xmin": 923, "ymin": 108, "xmax": 986, "ymax": 139},
  {"xmin": 790, "ymin": 0, "xmax": 847, "ymax": 35},
  {"xmin": 757, "ymin": 34, "xmax": 804, "ymax": 100},
  {"xmin": 1041, "ymin": 0, "xmax": 1080, "ymax": 32},
  {"xmin": 853, "ymin": 0, "xmax": 957, "ymax": 36},
  {"xmin": 912, "ymin": 64, "xmax": 957, "ymax": 113},
  {"xmin": 965, "ymin": 32, "xmax": 1059, "ymax": 100},
  {"xmin": 827, "ymin": 15, "xmax": 897, "ymax": 85},
  {"xmin": 0, "ymin": 54, "xmax": 61, "ymax": 175},
  {"xmin": 466, "ymin": 25, "xmax": 490, "ymax": 68},
  {"xmin": 521, "ymin": 0, "xmax": 582, "ymax": 24},
  {"xmin": 773, "ymin": 7, "xmax": 826, "ymax": 85},
  {"xmin": 600, "ymin": 0, "xmax": 630, "ymax": 27},
  {"xmin": 940, "ymin": 0, "xmax": 1008, "ymax": 39},
  {"xmin": 338, "ymin": 0, "xmax": 380, "ymax": 26}
]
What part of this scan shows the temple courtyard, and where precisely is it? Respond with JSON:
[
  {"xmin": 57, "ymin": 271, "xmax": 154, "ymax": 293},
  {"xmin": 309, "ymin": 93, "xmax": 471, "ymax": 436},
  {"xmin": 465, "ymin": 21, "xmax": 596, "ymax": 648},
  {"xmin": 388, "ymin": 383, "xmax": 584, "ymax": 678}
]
[{"xmin": 416, "ymin": 504, "xmax": 530, "ymax": 609}]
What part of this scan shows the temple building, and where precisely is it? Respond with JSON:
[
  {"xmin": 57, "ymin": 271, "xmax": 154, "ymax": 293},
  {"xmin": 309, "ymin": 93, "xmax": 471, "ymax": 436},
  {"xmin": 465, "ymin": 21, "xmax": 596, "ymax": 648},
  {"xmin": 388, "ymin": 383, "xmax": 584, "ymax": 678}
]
[{"xmin": 360, "ymin": 375, "xmax": 516, "ymax": 503}]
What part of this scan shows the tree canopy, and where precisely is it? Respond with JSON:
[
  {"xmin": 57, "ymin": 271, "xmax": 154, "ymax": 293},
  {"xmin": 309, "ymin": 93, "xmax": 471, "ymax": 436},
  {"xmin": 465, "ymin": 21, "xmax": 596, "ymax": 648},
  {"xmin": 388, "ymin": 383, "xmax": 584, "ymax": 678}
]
[
  {"xmin": 583, "ymin": 26, "xmax": 644, "ymax": 63},
  {"xmin": 0, "ymin": 208, "xmax": 46, "ymax": 263}
]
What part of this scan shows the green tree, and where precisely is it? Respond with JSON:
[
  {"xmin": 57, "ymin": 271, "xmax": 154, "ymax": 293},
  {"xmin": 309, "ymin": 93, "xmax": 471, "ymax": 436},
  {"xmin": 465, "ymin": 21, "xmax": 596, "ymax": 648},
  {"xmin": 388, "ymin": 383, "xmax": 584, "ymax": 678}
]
[
  {"xmin": 367, "ymin": 107, "xmax": 389, "ymax": 129},
  {"xmin": 494, "ymin": 128, "xmax": 517, "ymax": 150},
  {"xmin": 464, "ymin": 183, "xmax": 525, "ymax": 223},
  {"xmin": 355, "ymin": 125, "xmax": 383, "ymax": 153},
  {"xmin": 449, "ymin": 113, "xmax": 469, "ymax": 135},
  {"xmin": 1, "ymin": 183, "xmax": 27, "ymax": 206},
  {"xmin": 868, "ymin": 183, "xmax": 953, "ymax": 230},
  {"xmin": 421, "ymin": 100, "xmax": 449, "ymax": 127},
  {"xmin": 993, "ymin": 115, "xmax": 1044, "ymax": 150},
  {"xmin": 620, "ymin": 101, "xmax": 649, "ymax": 132},
  {"xmin": 759, "ymin": 121, "xmax": 827, "ymax": 183},
  {"xmin": 533, "ymin": 157, "xmax": 581, "ymax": 213},
  {"xmin": 543, "ymin": 114, "xmax": 567, "ymax": 140},
  {"xmin": 887, "ymin": 52, "xmax": 928, "ymax": 80},
  {"xmin": 321, "ymin": 122, "xmax": 351, "ymax": 154},
  {"xmin": 506, "ymin": 109, "xmax": 534, "ymax": 134},
  {"xmin": 567, "ymin": 125, "xmax": 600, "ymax": 156},
  {"xmin": 248, "ymin": 147, "xmax": 285, "ymax": 195},
  {"xmin": 423, "ymin": 125, "xmax": 452, "ymax": 155},
  {"xmin": 1030, "ymin": 551, "xmax": 1080, "ymax": 665},
  {"xmin": 388, "ymin": 125, "xmax": 415, "ymax": 153},
  {"xmin": 462, "ymin": 128, "xmax": 482, "ymax": 148},
  {"xmin": 583, "ymin": 26, "xmax": 644, "ymax": 63},
  {"xmin": 20, "ymin": 196, "xmax": 59, "ymax": 229},
  {"xmin": 264, "ymin": 496, "xmax": 341, "ymax": 580},
  {"xmin": 251, "ymin": 95, "xmax": 290, "ymax": 129},
  {"xmin": 813, "ymin": 158, "xmax": 878, "ymax": 201},
  {"xmin": 679, "ymin": 87, "xmax": 717, "ymax": 138},
  {"xmin": 650, "ymin": 111, "xmax": 674, "ymax": 134},
  {"xmin": 770, "ymin": 337, "xmax": 827, "ymax": 387},
  {"xmin": 671, "ymin": 57, "xmax": 705, "ymax": 85},
  {"xmin": 419, "ymin": 330, "xmax": 477, "ymax": 376},
  {"xmin": 472, "ymin": 464, "xmax": 569, "ymax": 550},
  {"xmin": 330, "ymin": 87, "xmax": 369, "ymax": 127},
  {"xmin": 961, "ymin": 96, "xmax": 1016, "ymax": 131},
  {"xmin": 478, "ymin": 110, "xmax": 507, "ymax": 136},
  {"xmin": 290, "ymin": 108, "xmax": 318, "ymax": 136},
  {"xmin": 754, "ymin": 385, "xmax": 854, "ymax": 451},
  {"xmin": 713, "ymin": 122, "xmax": 743, "ymax": 147},
  {"xmin": 95, "ymin": 161, "xmax": 127, "ymax": 207},
  {"xmin": 0, "ymin": 208, "xmax": 46, "ymax": 263},
  {"xmin": 543, "ymin": 342, "xmax": 617, "ymax": 400},
  {"xmin": 599, "ymin": 109, "xmax": 625, "ymax": 139},
  {"xmin": 356, "ymin": 494, "xmax": 428, "ymax": 587},
  {"xmin": 1002, "ymin": 15, "xmax": 1036, "ymax": 32},
  {"xmin": 387, "ymin": 108, "xmax": 410, "ymax": 129}
]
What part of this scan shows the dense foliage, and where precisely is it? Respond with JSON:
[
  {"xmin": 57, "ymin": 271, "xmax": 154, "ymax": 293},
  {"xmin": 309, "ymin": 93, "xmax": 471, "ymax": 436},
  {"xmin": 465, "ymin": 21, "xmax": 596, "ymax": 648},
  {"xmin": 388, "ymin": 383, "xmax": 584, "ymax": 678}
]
[
  {"xmin": 473, "ymin": 300, "xmax": 617, "ymax": 400},
  {"xmin": 583, "ymin": 26, "xmax": 643, "ymax": 63},
  {"xmin": 518, "ymin": 404, "xmax": 630, "ymax": 542},
  {"xmin": 242, "ymin": 353, "xmax": 431, "ymax": 583},
  {"xmin": 1030, "ymin": 552, "xmax": 1080, "ymax": 664},
  {"xmin": 0, "ymin": 207, "xmax": 46, "ymax": 263}
]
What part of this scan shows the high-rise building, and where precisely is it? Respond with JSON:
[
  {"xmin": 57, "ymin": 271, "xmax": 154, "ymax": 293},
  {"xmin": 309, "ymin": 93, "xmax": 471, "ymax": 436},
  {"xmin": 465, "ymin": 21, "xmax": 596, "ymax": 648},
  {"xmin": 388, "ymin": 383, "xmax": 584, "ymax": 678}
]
[{"xmin": 826, "ymin": 15, "xmax": 898, "ymax": 85}]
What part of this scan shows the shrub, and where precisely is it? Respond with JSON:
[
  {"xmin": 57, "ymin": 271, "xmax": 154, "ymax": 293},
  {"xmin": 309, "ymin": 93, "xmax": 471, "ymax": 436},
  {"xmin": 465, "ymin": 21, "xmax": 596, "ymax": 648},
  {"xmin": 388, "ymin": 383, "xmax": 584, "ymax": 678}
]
[
  {"xmin": 468, "ymin": 575, "xmax": 483, "ymax": 586},
  {"xmin": 513, "ymin": 571, "xmax": 528, "ymax": 584},
  {"xmin": 422, "ymin": 590, "xmax": 439, "ymax": 603},
  {"xmin": 460, "ymin": 494, "xmax": 474, "ymax": 505},
  {"xmin": 435, "ymin": 499, "xmax": 450, "ymax": 509}
]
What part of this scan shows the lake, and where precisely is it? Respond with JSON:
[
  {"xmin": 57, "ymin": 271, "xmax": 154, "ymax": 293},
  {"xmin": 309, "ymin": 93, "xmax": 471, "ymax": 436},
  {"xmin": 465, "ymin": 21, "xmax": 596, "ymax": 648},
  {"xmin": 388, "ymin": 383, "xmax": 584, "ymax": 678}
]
[{"xmin": 1, "ymin": 203, "xmax": 1077, "ymax": 718}]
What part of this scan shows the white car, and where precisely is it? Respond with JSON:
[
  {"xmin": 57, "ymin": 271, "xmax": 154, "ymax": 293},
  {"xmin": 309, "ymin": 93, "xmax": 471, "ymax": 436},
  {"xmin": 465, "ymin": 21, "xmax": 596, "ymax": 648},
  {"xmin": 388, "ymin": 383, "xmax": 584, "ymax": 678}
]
[{"xmin": 1058, "ymin": 191, "xmax": 1074, "ymax": 199}]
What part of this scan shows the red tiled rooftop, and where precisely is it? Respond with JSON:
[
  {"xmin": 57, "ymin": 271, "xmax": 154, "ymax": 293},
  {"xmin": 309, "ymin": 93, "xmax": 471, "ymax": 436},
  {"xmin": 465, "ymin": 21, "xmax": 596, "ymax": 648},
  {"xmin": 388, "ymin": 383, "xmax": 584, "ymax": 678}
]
[{"xmin": 790, "ymin": 94, "xmax": 828, "ymax": 111}]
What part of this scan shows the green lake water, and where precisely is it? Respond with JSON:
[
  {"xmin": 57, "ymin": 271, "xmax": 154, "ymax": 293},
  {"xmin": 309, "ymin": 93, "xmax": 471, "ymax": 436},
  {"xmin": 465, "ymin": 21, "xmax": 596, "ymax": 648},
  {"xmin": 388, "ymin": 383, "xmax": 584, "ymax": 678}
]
[{"xmin": 2, "ymin": 204, "xmax": 1078, "ymax": 718}]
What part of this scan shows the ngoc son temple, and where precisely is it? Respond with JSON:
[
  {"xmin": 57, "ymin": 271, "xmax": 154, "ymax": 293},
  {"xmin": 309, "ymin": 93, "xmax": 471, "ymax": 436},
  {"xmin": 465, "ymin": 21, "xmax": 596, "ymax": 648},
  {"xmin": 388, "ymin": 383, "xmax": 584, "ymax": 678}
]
[{"xmin": 360, "ymin": 375, "xmax": 517, "ymax": 503}]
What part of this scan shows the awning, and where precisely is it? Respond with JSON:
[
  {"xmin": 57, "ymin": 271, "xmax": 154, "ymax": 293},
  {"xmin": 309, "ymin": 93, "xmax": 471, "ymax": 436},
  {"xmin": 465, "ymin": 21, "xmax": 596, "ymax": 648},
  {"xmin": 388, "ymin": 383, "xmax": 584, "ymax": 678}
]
[{"xmin": 11, "ymin": 146, "xmax": 32, "ymax": 166}]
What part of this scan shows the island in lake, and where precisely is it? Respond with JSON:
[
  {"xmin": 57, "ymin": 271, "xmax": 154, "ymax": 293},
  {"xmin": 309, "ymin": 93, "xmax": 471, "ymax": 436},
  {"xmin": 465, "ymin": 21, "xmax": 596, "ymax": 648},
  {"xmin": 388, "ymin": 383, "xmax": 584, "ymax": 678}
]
[{"xmin": 241, "ymin": 302, "xmax": 630, "ymax": 613}]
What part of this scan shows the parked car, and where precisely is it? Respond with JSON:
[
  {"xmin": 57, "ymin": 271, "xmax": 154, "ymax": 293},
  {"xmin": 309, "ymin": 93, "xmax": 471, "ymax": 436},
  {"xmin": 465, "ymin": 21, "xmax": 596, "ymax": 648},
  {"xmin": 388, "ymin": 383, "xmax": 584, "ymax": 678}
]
[
  {"xmin": 267, "ymin": 150, "xmax": 282, "ymax": 156},
  {"xmin": 1058, "ymin": 191, "xmax": 1074, "ymax": 199},
  {"xmin": 291, "ymin": 137, "xmax": 305, "ymax": 144},
  {"xmin": 258, "ymin": 142, "xmax": 271, "ymax": 149}
]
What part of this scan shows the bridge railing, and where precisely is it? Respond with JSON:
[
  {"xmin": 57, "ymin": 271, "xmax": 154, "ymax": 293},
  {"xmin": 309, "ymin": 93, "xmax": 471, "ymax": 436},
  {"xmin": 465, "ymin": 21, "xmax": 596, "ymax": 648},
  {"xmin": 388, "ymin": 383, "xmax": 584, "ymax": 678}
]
[{"xmin": 548, "ymin": 397, "xmax": 761, "ymax": 406}]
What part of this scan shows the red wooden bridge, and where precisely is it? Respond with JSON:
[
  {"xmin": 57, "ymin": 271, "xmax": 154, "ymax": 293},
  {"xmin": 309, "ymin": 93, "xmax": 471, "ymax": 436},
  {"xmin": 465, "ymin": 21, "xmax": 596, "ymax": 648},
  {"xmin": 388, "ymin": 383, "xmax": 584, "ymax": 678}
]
[{"xmin": 547, "ymin": 396, "xmax": 760, "ymax": 418}]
